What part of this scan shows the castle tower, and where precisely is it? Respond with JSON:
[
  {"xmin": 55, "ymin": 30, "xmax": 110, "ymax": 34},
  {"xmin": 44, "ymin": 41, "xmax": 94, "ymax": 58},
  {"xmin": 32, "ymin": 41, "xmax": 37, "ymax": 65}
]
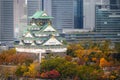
[{"xmin": 16, "ymin": 11, "xmax": 67, "ymax": 54}]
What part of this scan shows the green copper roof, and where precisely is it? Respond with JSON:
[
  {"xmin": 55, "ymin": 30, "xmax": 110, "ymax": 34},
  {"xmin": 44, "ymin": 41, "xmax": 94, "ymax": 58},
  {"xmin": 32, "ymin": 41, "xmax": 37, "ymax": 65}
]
[{"xmin": 29, "ymin": 11, "xmax": 53, "ymax": 19}]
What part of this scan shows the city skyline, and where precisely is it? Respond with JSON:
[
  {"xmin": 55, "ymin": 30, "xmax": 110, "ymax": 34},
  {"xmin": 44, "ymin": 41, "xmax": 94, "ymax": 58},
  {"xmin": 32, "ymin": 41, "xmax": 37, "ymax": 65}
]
[{"xmin": 0, "ymin": 0, "xmax": 120, "ymax": 43}]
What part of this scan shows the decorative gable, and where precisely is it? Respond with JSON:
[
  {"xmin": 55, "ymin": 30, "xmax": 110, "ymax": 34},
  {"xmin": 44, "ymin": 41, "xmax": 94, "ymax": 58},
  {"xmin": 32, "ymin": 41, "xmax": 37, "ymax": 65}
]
[
  {"xmin": 19, "ymin": 41, "xmax": 23, "ymax": 45},
  {"xmin": 25, "ymin": 33, "xmax": 33, "ymax": 38},
  {"xmin": 31, "ymin": 23, "xmax": 36, "ymax": 26},
  {"xmin": 43, "ymin": 36, "xmax": 62, "ymax": 46},
  {"xmin": 31, "ymin": 42, "xmax": 35, "ymax": 45},
  {"xmin": 43, "ymin": 25, "xmax": 56, "ymax": 32}
]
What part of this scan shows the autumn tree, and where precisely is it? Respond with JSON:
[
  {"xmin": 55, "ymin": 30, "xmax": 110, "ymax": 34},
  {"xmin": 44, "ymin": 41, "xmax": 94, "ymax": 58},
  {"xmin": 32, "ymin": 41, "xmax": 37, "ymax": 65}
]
[
  {"xmin": 77, "ymin": 65, "xmax": 104, "ymax": 80},
  {"xmin": 40, "ymin": 57, "xmax": 78, "ymax": 79},
  {"xmin": 23, "ymin": 62, "xmax": 39, "ymax": 78},
  {"xmin": 67, "ymin": 44, "xmax": 83, "ymax": 57},
  {"xmin": 15, "ymin": 64, "xmax": 29, "ymax": 77},
  {"xmin": 99, "ymin": 58, "xmax": 111, "ymax": 68}
]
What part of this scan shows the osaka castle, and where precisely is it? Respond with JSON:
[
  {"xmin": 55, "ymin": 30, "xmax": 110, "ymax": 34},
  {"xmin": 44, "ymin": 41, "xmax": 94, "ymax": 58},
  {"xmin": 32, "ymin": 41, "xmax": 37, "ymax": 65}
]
[{"xmin": 16, "ymin": 11, "xmax": 67, "ymax": 54}]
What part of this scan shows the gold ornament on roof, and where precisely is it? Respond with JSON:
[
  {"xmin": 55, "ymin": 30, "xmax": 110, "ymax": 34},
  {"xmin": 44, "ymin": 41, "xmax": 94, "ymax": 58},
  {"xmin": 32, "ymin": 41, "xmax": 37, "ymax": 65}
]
[
  {"xmin": 48, "ymin": 21, "xmax": 51, "ymax": 25},
  {"xmin": 51, "ymin": 34, "xmax": 55, "ymax": 38}
]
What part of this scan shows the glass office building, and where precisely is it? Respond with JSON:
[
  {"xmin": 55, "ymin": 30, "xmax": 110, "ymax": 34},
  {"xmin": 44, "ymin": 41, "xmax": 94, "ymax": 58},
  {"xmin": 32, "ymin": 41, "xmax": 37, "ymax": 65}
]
[
  {"xmin": 74, "ymin": 0, "xmax": 83, "ymax": 29},
  {"xmin": 95, "ymin": 4, "xmax": 120, "ymax": 33},
  {"xmin": 51, "ymin": 0, "xmax": 83, "ymax": 32},
  {"xmin": 61, "ymin": 32, "xmax": 120, "ymax": 43},
  {"xmin": 0, "ymin": 0, "xmax": 14, "ymax": 42},
  {"xmin": 110, "ymin": 0, "xmax": 120, "ymax": 9},
  {"xmin": 62, "ymin": 4, "xmax": 120, "ymax": 43},
  {"xmin": 51, "ymin": 0, "xmax": 74, "ymax": 32}
]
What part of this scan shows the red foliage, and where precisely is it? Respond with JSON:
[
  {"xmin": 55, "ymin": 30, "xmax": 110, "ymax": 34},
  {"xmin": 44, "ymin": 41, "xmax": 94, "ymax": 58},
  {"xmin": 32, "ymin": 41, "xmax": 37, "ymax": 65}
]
[{"xmin": 40, "ymin": 70, "xmax": 60, "ymax": 79}]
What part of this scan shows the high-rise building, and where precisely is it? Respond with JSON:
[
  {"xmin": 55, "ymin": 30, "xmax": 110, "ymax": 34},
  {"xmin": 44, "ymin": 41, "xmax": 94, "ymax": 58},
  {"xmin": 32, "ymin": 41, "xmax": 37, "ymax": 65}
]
[
  {"xmin": 51, "ymin": 0, "xmax": 83, "ymax": 32},
  {"xmin": 62, "ymin": 0, "xmax": 120, "ymax": 43},
  {"xmin": 14, "ymin": 0, "xmax": 27, "ymax": 38},
  {"xmin": 0, "ymin": 0, "xmax": 14, "ymax": 43},
  {"xmin": 95, "ymin": 4, "xmax": 120, "ymax": 33},
  {"xmin": 43, "ymin": 0, "xmax": 52, "ymax": 16},
  {"xmin": 74, "ymin": 0, "xmax": 83, "ymax": 29},
  {"xmin": 51, "ymin": 0, "xmax": 74, "ymax": 32},
  {"xmin": 110, "ymin": 0, "xmax": 120, "ymax": 9},
  {"xmin": 27, "ymin": 0, "xmax": 41, "ymax": 23},
  {"xmin": 83, "ymin": 0, "xmax": 110, "ymax": 30}
]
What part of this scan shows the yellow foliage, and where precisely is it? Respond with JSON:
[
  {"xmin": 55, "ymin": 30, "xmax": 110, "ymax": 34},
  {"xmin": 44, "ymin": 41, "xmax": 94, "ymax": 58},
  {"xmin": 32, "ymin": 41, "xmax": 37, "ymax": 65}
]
[
  {"xmin": 23, "ymin": 62, "xmax": 39, "ymax": 78},
  {"xmin": 21, "ymin": 65, "xmax": 27, "ymax": 72},
  {"xmin": 75, "ymin": 49, "xmax": 84, "ymax": 58}
]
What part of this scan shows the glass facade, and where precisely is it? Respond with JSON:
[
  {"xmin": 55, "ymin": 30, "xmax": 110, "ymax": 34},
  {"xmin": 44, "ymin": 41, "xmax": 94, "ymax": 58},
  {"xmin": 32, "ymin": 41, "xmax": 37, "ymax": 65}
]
[
  {"xmin": 74, "ymin": 0, "xmax": 83, "ymax": 29},
  {"xmin": 110, "ymin": 0, "xmax": 120, "ymax": 9},
  {"xmin": 0, "ymin": 0, "xmax": 14, "ymax": 42},
  {"xmin": 95, "ymin": 4, "xmax": 120, "ymax": 33},
  {"xmin": 51, "ymin": 0, "xmax": 74, "ymax": 32},
  {"xmin": 51, "ymin": 0, "xmax": 83, "ymax": 32},
  {"xmin": 61, "ymin": 32, "xmax": 120, "ymax": 43}
]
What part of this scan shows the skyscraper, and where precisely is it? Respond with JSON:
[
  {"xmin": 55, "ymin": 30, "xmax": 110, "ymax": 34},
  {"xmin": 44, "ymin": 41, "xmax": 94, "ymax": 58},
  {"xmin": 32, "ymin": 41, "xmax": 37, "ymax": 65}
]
[
  {"xmin": 51, "ymin": 0, "xmax": 74, "ymax": 32},
  {"xmin": 0, "ymin": 0, "xmax": 14, "ymax": 42},
  {"xmin": 50, "ymin": 0, "xmax": 83, "ymax": 32},
  {"xmin": 27, "ymin": 0, "xmax": 41, "ymax": 23},
  {"xmin": 95, "ymin": 4, "xmax": 120, "ymax": 33},
  {"xmin": 74, "ymin": 0, "xmax": 83, "ymax": 29},
  {"xmin": 110, "ymin": 0, "xmax": 120, "ymax": 9},
  {"xmin": 14, "ymin": 0, "xmax": 27, "ymax": 38},
  {"xmin": 83, "ymin": 0, "xmax": 110, "ymax": 30}
]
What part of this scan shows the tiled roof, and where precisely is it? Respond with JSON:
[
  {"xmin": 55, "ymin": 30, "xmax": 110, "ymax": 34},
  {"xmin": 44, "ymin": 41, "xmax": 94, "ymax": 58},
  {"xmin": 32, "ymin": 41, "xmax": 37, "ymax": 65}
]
[{"xmin": 29, "ymin": 11, "xmax": 53, "ymax": 19}]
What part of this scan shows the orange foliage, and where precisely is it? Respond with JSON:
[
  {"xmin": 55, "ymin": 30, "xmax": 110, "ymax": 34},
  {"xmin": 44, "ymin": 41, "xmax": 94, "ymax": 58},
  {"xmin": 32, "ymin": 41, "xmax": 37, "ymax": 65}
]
[
  {"xmin": 99, "ymin": 58, "xmax": 110, "ymax": 68},
  {"xmin": 0, "ymin": 51, "xmax": 34, "ymax": 65}
]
